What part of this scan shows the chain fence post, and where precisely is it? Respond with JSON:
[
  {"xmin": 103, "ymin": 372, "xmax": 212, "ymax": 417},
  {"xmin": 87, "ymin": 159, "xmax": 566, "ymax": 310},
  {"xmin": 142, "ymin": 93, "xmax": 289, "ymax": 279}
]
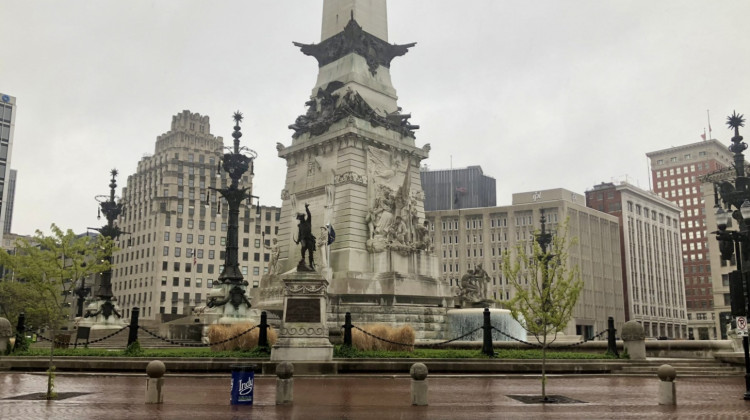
[
  {"xmin": 127, "ymin": 307, "xmax": 140, "ymax": 347},
  {"xmin": 343, "ymin": 312, "xmax": 352, "ymax": 347},
  {"xmin": 607, "ymin": 316, "xmax": 619, "ymax": 357},
  {"xmin": 481, "ymin": 308, "xmax": 494, "ymax": 357},
  {"xmin": 259, "ymin": 311, "xmax": 269, "ymax": 349},
  {"xmin": 13, "ymin": 312, "xmax": 26, "ymax": 352}
]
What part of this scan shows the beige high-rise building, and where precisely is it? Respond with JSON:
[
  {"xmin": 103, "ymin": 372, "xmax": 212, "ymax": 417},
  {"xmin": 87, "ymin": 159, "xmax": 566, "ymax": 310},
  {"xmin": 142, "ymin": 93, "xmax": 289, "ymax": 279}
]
[
  {"xmin": 647, "ymin": 139, "xmax": 734, "ymax": 339},
  {"xmin": 111, "ymin": 111, "xmax": 280, "ymax": 321},
  {"xmin": 426, "ymin": 188, "xmax": 626, "ymax": 336},
  {"xmin": 586, "ymin": 182, "xmax": 687, "ymax": 338}
]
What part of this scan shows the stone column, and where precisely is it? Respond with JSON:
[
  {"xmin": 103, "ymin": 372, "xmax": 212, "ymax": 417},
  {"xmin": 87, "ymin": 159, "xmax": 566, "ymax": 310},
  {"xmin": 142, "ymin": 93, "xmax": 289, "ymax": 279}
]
[
  {"xmin": 621, "ymin": 320, "xmax": 646, "ymax": 360},
  {"xmin": 657, "ymin": 364, "xmax": 677, "ymax": 405},
  {"xmin": 410, "ymin": 363, "xmax": 428, "ymax": 406},
  {"xmin": 145, "ymin": 360, "xmax": 166, "ymax": 404},
  {"xmin": 276, "ymin": 362, "xmax": 294, "ymax": 405}
]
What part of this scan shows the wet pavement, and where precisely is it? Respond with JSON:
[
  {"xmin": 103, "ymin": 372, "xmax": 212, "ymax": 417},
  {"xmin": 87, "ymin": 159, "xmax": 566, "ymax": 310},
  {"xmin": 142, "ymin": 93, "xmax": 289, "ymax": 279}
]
[{"xmin": 1, "ymin": 372, "xmax": 749, "ymax": 419}]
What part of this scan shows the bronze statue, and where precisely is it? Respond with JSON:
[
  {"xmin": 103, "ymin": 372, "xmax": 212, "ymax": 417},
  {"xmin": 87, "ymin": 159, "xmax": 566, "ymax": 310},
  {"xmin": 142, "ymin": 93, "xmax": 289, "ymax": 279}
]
[{"xmin": 294, "ymin": 203, "xmax": 316, "ymax": 270}]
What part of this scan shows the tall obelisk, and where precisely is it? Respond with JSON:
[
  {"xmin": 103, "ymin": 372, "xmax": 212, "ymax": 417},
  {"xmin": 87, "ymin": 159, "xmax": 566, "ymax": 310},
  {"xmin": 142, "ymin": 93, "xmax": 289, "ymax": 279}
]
[{"xmin": 259, "ymin": 0, "xmax": 450, "ymax": 336}]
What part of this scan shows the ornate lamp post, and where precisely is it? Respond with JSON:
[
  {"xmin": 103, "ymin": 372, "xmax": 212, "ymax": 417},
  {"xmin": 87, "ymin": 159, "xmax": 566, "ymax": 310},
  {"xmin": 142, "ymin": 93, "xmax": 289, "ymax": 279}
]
[
  {"xmin": 713, "ymin": 111, "xmax": 750, "ymax": 400},
  {"xmin": 79, "ymin": 169, "xmax": 126, "ymax": 327},
  {"xmin": 206, "ymin": 112, "xmax": 257, "ymax": 318},
  {"xmin": 536, "ymin": 210, "xmax": 554, "ymax": 313},
  {"xmin": 73, "ymin": 275, "xmax": 91, "ymax": 318}
]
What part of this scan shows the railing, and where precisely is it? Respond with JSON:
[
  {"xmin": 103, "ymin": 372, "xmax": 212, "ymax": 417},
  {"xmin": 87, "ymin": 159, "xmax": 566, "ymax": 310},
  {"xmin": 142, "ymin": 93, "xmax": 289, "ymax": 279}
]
[{"xmin": 342, "ymin": 308, "xmax": 619, "ymax": 357}]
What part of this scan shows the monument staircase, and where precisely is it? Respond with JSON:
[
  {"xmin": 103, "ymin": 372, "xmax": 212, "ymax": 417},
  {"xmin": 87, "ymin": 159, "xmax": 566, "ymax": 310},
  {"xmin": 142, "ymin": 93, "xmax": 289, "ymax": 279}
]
[
  {"xmin": 31, "ymin": 320, "xmax": 202, "ymax": 350},
  {"xmin": 613, "ymin": 359, "xmax": 744, "ymax": 377},
  {"xmin": 327, "ymin": 304, "xmax": 450, "ymax": 340}
]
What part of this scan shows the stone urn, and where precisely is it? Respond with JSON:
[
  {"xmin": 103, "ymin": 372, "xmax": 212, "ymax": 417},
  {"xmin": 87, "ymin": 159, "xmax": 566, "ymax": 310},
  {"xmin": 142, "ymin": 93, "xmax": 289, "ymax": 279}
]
[{"xmin": 621, "ymin": 320, "xmax": 646, "ymax": 360}]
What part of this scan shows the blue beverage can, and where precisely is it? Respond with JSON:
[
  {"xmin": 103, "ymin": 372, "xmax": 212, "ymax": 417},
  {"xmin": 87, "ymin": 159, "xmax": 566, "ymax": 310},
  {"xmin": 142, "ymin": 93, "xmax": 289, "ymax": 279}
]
[{"xmin": 230, "ymin": 364, "xmax": 256, "ymax": 405}]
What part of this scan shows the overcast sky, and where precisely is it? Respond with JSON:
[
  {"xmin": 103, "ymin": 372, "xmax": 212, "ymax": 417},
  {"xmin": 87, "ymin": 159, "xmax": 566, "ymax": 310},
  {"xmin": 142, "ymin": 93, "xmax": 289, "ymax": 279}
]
[{"xmin": 3, "ymin": 0, "xmax": 750, "ymax": 236}]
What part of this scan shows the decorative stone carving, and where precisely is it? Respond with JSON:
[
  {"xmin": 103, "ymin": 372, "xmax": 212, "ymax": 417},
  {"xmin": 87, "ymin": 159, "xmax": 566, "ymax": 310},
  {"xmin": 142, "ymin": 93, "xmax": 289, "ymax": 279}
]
[
  {"xmin": 365, "ymin": 181, "xmax": 433, "ymax": 256},
  {"xmin": 264, "ymin": 238, "xmax": 281, "ymax": 275},
  {"xmin": 455, "ymin": 264, "xmax": 492, "ymax": 308},
  {"xmin": 316, "ymin": 226, "xmax": 329, "ymax": 269},
  {"xmin": 280, "ymin": 189, "xmax": 290, "ymax": 201},
  {"xmin": 285, "ymin": 284, "xmax": 328, "ymax": 295},
  {"xmin": 288, "ymin": 86, "xmax": 418, "ymax": 139},
  {"xmin": 334, "ymin": 171, "xmax": 366, "ymax": 186},
  {"xmin": 293, "ymin": 18, "xmax": 415, "ymax": 76}
]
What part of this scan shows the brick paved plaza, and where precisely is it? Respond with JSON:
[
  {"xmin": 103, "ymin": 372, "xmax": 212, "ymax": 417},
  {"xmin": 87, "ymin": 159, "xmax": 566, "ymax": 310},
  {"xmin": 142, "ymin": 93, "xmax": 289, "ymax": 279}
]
[{"xmin": 1, "ymin": 372, "xmax": 749, "ymax": 419}]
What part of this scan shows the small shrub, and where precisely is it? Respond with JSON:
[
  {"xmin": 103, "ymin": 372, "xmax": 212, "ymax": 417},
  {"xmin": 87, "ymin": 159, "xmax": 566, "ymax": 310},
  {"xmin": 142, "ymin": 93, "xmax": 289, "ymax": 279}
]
[
  {"xmin": 351, "ymin": 324, "xmax": 415, "ymax": 351},
  {"xmin": 124, "ymin": 341, "xmax": 144, "ymax": 357},
  {"xmin": 12, "ymin": 335, "xmax": 30, "ymax": 353},
  {"xmin": 207, "ymin": 323, "xmax": 277, "ymax": 351}
]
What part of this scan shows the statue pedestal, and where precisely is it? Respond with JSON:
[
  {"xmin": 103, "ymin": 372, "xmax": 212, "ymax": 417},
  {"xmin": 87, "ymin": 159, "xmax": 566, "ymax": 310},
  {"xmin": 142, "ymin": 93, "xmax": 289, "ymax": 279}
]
[
  {"xmin": 271, "ymin": 271, "xmax": 333, "ymax": 361},
  {"xmin": 79, "ymin": 299, "xmax": 127, "ymax": 330}
]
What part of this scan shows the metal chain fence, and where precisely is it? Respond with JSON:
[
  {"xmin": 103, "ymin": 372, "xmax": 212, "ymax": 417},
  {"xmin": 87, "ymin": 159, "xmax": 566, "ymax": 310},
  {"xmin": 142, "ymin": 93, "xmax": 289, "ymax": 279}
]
[
  {"xmin": 491, "ymin": 326, "xmax": 609, "ymax": 349},
  {"xmin": 137, "ymin": 324, "xmax": 259, "ymax": 348},
  {"xmin": 350, "ymin": 324, "xmax": 484, "ymax": 349},
  {"xmin": 32, "ymin": 326, "xmax": 129, "ymax": 347},
  {"xmin": 349, "ymin": 321, "xmax": 611, "ymax": 351}
]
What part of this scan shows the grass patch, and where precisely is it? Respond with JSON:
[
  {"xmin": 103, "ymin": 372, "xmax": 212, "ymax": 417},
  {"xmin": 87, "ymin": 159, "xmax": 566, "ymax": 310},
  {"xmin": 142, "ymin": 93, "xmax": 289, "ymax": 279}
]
[{"xmin": 12, "ymin": 347, "xmax": 272, "ymax": 358}]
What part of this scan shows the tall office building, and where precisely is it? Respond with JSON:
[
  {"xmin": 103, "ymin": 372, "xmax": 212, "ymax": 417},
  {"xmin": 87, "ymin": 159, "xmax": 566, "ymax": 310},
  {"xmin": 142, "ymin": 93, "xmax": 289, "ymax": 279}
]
[
  {"xmin": 647, "ymin": 139, "xmax": 734, "ymax": 339},
  {"xmin": 111, "ymin": 111, "xmax": 280, "ymax": 321},
  {"xmin": 4, "ymin": 169, "xmax": 16, "ymax": 234},
  {"xmin": 421, "ymin": 166, "xmax": 497, "ymax": 211},
  {"xmin": 586, "ymin": 182, "xmax": 687, "ymax": 338},
  {"xmin": 0, "ymin": 93, "xmax": 17, "ymax": 244},
  {"xmin": 427, "ymin": 188, "xmax": 626, "ymax": 336}
]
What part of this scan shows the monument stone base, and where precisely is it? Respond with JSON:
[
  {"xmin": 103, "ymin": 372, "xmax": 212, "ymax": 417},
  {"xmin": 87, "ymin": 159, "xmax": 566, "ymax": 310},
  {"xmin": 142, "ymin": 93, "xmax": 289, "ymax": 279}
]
[
  {"xmin": 271, "ymin": 271, "xmax": 333, "ymax": 361},
  {"xmin": 78, "ymin": 299, "xmax": 127, "ymax": 330}
]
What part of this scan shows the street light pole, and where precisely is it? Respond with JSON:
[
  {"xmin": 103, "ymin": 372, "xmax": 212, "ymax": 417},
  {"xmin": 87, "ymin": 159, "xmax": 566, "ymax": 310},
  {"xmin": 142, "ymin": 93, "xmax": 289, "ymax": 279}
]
[
  {"xmin": 713, "ymin": 111, "xmax": 750, "ymax": 400},
  {"xmin": 206, "ymin": 112, "xmax": 257, "ymax": 315},
  {"xmin": 536, "ymin": 210, "xmax": 554, "ymax": 313},
  {"xmin": 89, "ymin": 169, "xmax": 126, "ymax": 322}
]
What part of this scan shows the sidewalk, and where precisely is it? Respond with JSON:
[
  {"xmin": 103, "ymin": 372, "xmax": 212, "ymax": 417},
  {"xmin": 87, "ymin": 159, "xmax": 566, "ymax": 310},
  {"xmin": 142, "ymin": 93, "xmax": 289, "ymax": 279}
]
[{"xmin": 1, "ymin": 372, "xmax": 748, "ymax": 419}]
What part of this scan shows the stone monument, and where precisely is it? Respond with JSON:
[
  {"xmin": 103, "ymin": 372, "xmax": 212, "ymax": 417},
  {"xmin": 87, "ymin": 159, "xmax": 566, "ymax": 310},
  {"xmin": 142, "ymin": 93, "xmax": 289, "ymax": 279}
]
[
  {"xmin": 271, "ymin": 205, "xmax": 334, "ymax": 361},
  {"xmin": 257, "ymin": 0, "xmax": 451, "ymax": 339}
]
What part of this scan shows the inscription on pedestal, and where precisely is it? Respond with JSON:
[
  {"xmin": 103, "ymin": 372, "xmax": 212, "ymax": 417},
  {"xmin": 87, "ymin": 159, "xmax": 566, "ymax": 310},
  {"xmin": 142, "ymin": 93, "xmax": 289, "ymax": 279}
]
[{"xmin": 285, "ymin": 299, "xmax": 321, "ymax": 323}]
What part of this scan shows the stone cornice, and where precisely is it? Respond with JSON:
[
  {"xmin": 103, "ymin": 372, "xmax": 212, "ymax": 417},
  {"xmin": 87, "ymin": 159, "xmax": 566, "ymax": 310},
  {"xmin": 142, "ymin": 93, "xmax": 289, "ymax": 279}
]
[
  {"xmin": 278, "ymin": 129, "xmax": 429, "ymax": 162},
  {"xmin": 294, "ymin": 18, "xmax": 415, "ymax": 76}
]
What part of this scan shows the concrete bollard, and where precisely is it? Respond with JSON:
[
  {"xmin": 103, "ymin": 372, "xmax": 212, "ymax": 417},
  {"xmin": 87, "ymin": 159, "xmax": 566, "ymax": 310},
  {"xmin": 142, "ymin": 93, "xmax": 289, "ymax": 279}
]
[
  {"xmin": 145, "ymin": 360, "xmax": 166, "ymax": 404},
  {"xmin": 410, "ymin": 363, "xmax": 428, "ymax": 406},
  {"xmin": 276, "ymin": 362, "xmax": 294, "ymax": 405},
  {"xmin": 621, "ymin": 321, "xmax": 646, "ymax": 360},
  {"xmin": 657, "ymin": 364, "xmax": 677, "ymax": 405}
]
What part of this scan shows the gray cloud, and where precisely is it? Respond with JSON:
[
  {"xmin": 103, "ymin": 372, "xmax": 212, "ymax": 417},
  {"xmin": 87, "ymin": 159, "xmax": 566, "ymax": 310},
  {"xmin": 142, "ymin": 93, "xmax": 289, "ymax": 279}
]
[{"xmin": 2, "ymin": 0, "xmax": 749, "ymax": 235}]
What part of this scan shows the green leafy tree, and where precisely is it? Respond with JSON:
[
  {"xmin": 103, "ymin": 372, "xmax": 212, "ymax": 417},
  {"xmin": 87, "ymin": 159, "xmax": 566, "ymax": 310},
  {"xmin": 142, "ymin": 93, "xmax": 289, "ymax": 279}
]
[
  {"xmin": 502, "ymin": 217, "xmax": 583, "ymax": 401},
  {"xmin": 0, "ymin": 224, "xmax": 112, "ymax": 399}
]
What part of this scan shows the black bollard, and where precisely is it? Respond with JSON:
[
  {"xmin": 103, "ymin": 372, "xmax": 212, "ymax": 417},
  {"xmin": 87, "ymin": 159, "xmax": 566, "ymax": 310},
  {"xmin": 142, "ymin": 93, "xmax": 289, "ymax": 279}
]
[
  {"xmin": 343, "ymin": 312, "xmax": 352, "ymax": 347},
  {"xmin": 258, "ymin": 311, "xmax": 269, "ymax": 348},
  {"xmin": 481, "ymin": 308, "xmax": 494, "ymax": 357},
  {"xmin": 607, "ymin": 316, "xmax": 619, "ymax": 357},
  {"xmin": 13, "ymin": 312, "xmax": 26, "ymax": 352},
  {"xmin": 128, "ymin": 307, "xmax": 140, "ymax": 347}
]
